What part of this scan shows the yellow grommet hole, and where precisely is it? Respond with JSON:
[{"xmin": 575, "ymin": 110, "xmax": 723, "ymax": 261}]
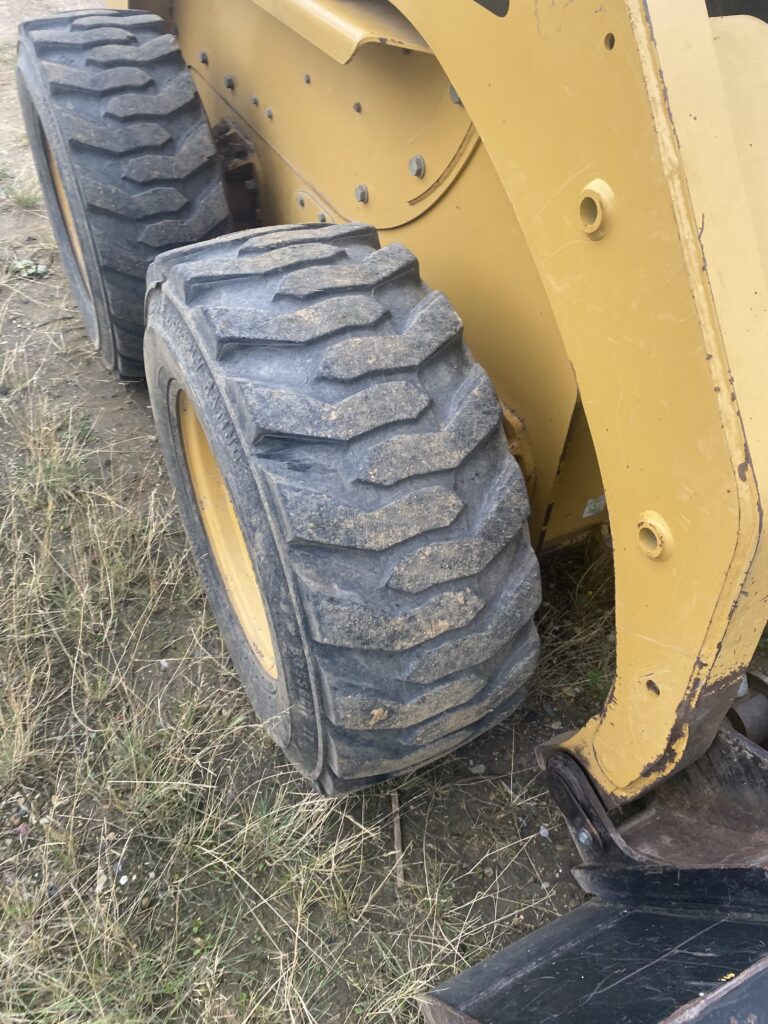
[
  {"xmin": 638, "ymin": 525, "xmax": 660, "ymax": 556},
  {"xmin": 637, "ymin": 512, "xmax": 673, "ymax": 561},
  {"xmin": 579, "ymin": 195, "xmax": 600, "ymax": 231},
  {"xmin": 579, "ymin": 179, "xmax": 614, "ymax": 239}
]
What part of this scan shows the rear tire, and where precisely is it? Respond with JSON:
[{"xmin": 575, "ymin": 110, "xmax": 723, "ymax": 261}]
[
  {"xmin": 17, "ymin": 9, "xmax": 230, "ymax": 378},
  {"xmin": 145, "ymin": 224, "xmax": 542, "ymax": 793}
]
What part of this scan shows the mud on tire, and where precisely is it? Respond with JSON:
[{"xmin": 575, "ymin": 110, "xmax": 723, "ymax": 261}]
[
  {"xmin": 17, "ymin": 9, "xmax": 230, "ymax": 378},
  {"xmin": 145, "ymin": 223, "xmax": 542, "ymax": 794}
]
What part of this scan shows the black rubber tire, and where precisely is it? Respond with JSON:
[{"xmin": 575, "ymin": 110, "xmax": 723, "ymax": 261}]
[
  {"xmin": 145, "ymin": 223, "xmax": 542, "ymax": 794},
  {"xmin": 17, "ymin": 9, "xmax": 230, "ymax": 379}
]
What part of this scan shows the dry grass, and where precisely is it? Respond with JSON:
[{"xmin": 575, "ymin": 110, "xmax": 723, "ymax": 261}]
[
  {"xmin": 0, "ymin": 299, "xmax": 585, "ymax": 1023},
  {"xmin": 0, "ymin": 40, "xmax": 16, "ymax": 66},
  {"xmin": 4, "ymin": 181, "xmax": 41, "ymax": 211},
  {"xmin": 536, "ymin": 540, "xmax": 615, "ymax": 709},
  {"xmin": 0, "ymin": 166, "xmax": 43, "ymax": 213}
]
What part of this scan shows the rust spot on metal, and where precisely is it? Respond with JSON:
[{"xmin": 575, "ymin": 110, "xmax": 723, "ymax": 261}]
[
  {"xmin": 661, "ymin": 955, "xmax": 768, "ymax": 1022},
  {"xmin": 738, "ymin": 442, "xmax": 754, "ymax": 483},
  {"xmin": 639, "ymin": 721, "xmax": 685, "ymax": 779},
  {"xmin": 639, "ymin": 667, "xmax": 747, "ymax": 783}
]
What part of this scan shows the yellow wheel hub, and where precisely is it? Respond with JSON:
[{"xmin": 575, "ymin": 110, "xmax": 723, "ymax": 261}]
[
  {"xmin": 178, "ymin": 392, "xmax": 278, "ymax": 680},
  {"xmin": 42, "ymin": 132, "xmax": 89, "ymax": 289}
]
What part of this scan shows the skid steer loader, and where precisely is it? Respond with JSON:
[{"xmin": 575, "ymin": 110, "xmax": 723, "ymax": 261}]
[{"xmin": 15, "ymin": 0, "xmax": 768, "ymax": 1019}]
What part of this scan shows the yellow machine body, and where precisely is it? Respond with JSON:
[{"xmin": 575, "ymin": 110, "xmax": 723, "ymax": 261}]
[{"xmin": 113, "ymin": 0, "xmax": 768, "ymax": 808}]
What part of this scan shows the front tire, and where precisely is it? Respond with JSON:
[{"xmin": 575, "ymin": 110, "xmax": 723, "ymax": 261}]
[{"xmin": 145, "ymin": 223, "xmax": 541, "ymax": 793}]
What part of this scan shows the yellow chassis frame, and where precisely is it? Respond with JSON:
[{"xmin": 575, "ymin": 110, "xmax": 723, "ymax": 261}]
[{"xmin": 114, "ymin": 0, "xmax": 768, "ymax": 806}]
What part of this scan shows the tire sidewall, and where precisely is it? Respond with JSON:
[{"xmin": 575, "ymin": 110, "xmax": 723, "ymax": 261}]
[
  {"xmin": 16, "ymin": 43, "xmax": 116, "ymax": 369},
  {"xmin": 144, "ymin": 289, "xmax": 323, "ymax": 779}
]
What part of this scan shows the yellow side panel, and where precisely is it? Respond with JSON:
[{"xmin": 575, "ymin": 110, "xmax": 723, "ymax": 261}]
[
  {"xmin": 712, "ymin": 16, "xmax": 768, "ymax": 281},
  {"xmin": 108, "ymin": 0, "xmax": 172, "ymax": 17},
  {"xmin": 247, "ymin": 0, "xmax": 430, "ymax": 64},
  {"xmin": 539, "ymin": 405, "xmax": 606, "ymax": 550},
  {"xmin": 178, "ymin": 11, "xmax": 476, "ymax": 231}
]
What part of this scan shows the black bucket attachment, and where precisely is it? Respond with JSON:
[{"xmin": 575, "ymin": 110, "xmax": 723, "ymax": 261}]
[
  {"xmin": 422, "ymin": 896, "xmax": 768, "ymax": 1024},
  {"xmin": 423, "ymin": 723, "xmax": 768, "ymax": 1024}
]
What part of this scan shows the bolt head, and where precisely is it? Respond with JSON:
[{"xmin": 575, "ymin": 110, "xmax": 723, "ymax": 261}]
[
  {"xmin": 577, "ymin": 827, "xmax": 593, "ymax": 848},
  {"xmin": 199, "ymin": 51, "xmax": 208, "ymax": 65},
  {"xmin": 297, "ymin": 196, "xmax": 305, "ymax": 208},
  {"xmin": 354, "ymin": 184, "xmax": 369, "ymax": 204},
  {"xmin": 408, "ymin": 154, "xmax": 426, "ymax": 179},
  {"xmin": 317, "ymin": 212, "xmax": 327, "ymax": 223},
  {"xmin": 353, "ymin": 101, "xmax": 362, "ymax": 113},
  {"xmin": 266, "ymin": 108, "xmax": 274, "ymax": 120},
  {"xmin": 304, "ymin": 73, "xmax": 311, "ymax": 84},
  {"xmin": 224, "ymin": 74, "xmax": 235, "ymax": 90},
  {"xmin": 251, "ymin": 95, "xmax": 259, "ymax": 106}
]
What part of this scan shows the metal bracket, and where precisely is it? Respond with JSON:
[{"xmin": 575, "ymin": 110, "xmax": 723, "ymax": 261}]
[{"xmin": 548, "ymin": 723, "xmax": 768, "ymax": 877}]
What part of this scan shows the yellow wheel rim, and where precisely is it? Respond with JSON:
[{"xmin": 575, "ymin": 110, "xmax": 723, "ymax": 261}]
[
  {"xmin": 178, "ymin": 391, "xmax": 278, "ymax": 680},
  {"xmin": 42, "ymin": 132, "xmax": 90, "ymax": 289}
]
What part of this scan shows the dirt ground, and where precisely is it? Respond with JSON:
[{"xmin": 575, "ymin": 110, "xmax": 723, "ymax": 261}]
[{"xmin": 0, "ymin": 3, "xmax": 615, "ymax": 1021}]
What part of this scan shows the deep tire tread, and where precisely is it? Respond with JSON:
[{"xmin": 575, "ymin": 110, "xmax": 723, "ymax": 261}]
[
  {"xmin": 17, "ymin": 9, "xmax": 229, "ymax": 377},
  {"xmin": 148, "ymin": 225, "xmax": 541, "ymax": 792}
]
